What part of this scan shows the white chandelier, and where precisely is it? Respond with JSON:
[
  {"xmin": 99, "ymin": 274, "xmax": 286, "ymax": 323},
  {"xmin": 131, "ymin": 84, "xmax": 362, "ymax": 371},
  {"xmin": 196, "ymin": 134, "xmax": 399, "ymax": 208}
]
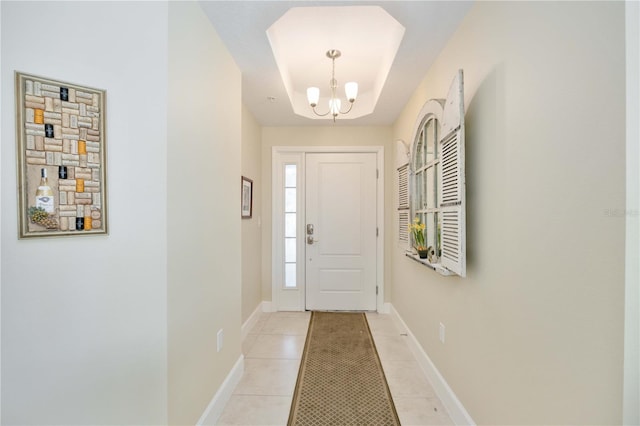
[{"xmin": 306, "ymin": 49, "xmax": 358, "ymax": 122}]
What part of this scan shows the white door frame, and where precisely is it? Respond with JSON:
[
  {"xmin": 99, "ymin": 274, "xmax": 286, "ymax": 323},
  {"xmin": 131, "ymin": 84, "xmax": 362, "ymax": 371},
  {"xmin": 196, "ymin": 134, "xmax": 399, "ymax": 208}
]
[{"xmin": 271, "ymin": 146, "xmax": 385, "ymax": 312}]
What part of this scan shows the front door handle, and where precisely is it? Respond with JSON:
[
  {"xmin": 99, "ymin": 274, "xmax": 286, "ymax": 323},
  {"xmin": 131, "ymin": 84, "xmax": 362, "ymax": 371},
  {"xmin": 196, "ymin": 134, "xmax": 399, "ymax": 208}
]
[{"xmin": 307, "ymin": 236, "xmax": 318, "ymax": 245}]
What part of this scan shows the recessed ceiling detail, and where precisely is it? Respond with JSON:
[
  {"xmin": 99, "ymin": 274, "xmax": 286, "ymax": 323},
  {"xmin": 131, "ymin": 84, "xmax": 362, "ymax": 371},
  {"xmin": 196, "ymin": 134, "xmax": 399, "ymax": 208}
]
[
  {"xmin": 266, "ymin": 6, "xmax": 405, "ymax": 120},
  {"xmin": 199, "ymin": 1, "xmax": 473, "ymax": 126}
]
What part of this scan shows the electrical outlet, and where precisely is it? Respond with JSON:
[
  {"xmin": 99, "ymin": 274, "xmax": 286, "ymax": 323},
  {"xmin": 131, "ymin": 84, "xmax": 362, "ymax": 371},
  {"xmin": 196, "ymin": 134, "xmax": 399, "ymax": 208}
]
[
  {"xmin": 217, "ymin": 329, "xmax": 224, "ymax": 352},
  {"xmin": 439, "ymin": 323, "xmax": 445, "ymax": 343}
]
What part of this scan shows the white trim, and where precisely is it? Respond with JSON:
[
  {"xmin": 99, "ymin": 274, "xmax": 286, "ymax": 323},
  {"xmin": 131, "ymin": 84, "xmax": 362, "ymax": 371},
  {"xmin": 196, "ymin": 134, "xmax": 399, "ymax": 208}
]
[
  {"xmin": 272, "ymin": 152, "xmax": 305, "ymax": 311},
  {"xmin": 241, "ymin": 303, "xmax": 264, "ymax": 341},
  {"xmin": 389, "ymin": 304, "xmax": 475, "ymax": 426},
  {"xmin": 241, "ymin": 301, "xmax": 274, "ymax": 339},
  {"xmin": 624, "ymin": 1, "xmax": 640, "ymax": 424},
  {"xmin": 375, "ymin": 148, "xmax": 385, "ymax": 312},
  {"xmin": 395, "ymin": 139, "xmax": 410, "ymax": 168},
  {"xmin": 271, "ymin": 146, "xmax": 385, "ymax": 313},
  {"xmin": 0, "ymin": 1, "xmax": 3, "ymax": 418},
  {"xmin": 409, "ymin": 99, "xmax": 444, "ymax": 162},
  {"xmin": 261, "ymin": 300, "xmax": 274, "ymax": 313},
  {"xmin": 196, "ymin": 355, "xmax": 244, "ymax": 425},
  {"xmin": 273, "ymin": 146, "xmax": 384, "ymax": 154},
  {"xmin": 271, "ymin": 153, "xmax": 281, "ymax": 311}
]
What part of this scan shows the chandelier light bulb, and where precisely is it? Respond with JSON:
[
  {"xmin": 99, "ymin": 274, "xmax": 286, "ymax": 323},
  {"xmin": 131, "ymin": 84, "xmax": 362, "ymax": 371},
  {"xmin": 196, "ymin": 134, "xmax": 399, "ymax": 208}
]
[
  {"xmin": 345, "ymin": 82, "xmax": 358, "ymax": 103},
  {"xmin": 307, "ymin": 87, "xmax": 320, "ymax": 107},
  {"xmin": 329, "ymin": 98, "xmax": 341, "ymax": 116}
]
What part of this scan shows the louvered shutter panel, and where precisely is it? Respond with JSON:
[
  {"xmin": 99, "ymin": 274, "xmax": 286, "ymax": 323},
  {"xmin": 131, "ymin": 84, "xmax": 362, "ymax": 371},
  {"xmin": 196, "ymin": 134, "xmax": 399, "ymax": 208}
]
[
  {"xmin": 439, "ymin": 70, "xmax": 466, "ymax": 277},
  {"xmin": 398, "ymin": 164, "xmax": 409, "ymax": 209},
  {"xmin": 398, "ymin": 210, "xmax": 409, "ymax": 244},
  {"xmin": 397, "ymin": 164, "xmax": 410, "ymax": 246}
]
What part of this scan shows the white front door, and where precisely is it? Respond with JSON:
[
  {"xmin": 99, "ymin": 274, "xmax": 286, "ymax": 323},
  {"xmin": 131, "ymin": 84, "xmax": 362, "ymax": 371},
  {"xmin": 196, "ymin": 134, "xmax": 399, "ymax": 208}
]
[{"xmin": 305, "ymin": 152, "xmax": 378, "ymax": 311}]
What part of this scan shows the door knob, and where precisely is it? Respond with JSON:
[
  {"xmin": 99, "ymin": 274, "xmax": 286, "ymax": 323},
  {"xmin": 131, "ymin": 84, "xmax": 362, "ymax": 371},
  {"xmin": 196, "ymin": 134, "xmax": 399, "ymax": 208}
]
[{"xmin": 307, "ymin": 236, "xmax": 318, "ymax": 245}]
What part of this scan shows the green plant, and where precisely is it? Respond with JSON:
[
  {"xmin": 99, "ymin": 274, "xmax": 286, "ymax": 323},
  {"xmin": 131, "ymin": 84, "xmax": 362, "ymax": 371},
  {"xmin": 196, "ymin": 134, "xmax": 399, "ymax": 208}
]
[{"xmin": 409, "ymin": 217, "xmax": 426, "ymax": 249}]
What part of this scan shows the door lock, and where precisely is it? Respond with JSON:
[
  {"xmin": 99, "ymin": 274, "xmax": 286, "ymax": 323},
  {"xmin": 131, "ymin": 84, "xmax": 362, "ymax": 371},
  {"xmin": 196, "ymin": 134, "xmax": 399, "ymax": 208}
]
[{"xmin": 306, "ymin": 224, "xmax": 314, "ymax": 235}]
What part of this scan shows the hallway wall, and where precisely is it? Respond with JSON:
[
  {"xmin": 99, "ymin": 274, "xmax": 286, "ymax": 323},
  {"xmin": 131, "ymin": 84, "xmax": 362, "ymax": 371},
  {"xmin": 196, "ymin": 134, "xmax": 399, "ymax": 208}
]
[
  {"xmin": 1, "ymin": 2, "xmax": 244, "ymax": 424},
  {"xmin": 241, "ymin": 106, "xmax": 263, "ymax": 323},
  {"xmin": 1, "ymin": 2, "xmax": 169, "ymax": 424},
  {"xmin": 167, "ymin": 2, "xmax": 242, "ymax": 424},
  {"xmin": 391, "ymin": 1, "xmax": 626, "ymax": 424}
]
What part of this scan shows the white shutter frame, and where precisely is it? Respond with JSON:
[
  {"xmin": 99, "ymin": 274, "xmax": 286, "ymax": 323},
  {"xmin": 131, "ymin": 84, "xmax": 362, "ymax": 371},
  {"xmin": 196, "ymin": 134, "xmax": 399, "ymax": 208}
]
[
  {"xmin": 395, "ymin": 139, "xmax": 410, "ymax": 168},
  {"xmin": 439, "ymin": 70, "xmax": 466, "ymax": 277},
  {"xmin": 398, "ymin": 209, "xmax": 410, "ymax": 246},
  {"xmin": 409, "ymin": 99, "xmax": 444, "ymax": 171},
  {"xmin": 409, "ymin": 99, "xmax": 444, "ymax": 251},
  {"xmin": 396, "ymin": 140, "xmax": 411, "ymax": 248},
  {"xmin": 397, "ymin": 164, "xmax": 409, "ymax": 209},
  {"xmin": 397, "ymin": 163, "xmax": 410, "ymax": 247}
]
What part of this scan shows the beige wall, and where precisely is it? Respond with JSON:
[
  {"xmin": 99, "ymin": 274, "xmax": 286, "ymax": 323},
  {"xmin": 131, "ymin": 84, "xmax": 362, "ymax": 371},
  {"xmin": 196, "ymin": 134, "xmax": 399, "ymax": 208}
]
[
  {"xmin": 391, "ymin": 2, "xmax": 626, "ymax": 424},
  {"xmin": 241, "ymin": 105, "xmax": 263, "ymax": 323},
  {"xmin": 261, "ymin": 126, "xmax": 393, "ymax": 304},
  {"xmin": 167, "ymin": 2, "xmax": 242, "ymax": 424}
]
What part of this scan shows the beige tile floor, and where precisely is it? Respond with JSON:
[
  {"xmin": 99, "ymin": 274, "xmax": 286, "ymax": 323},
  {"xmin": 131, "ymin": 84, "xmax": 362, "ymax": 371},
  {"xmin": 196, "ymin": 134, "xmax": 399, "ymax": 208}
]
[{"xmin": 216, "ymin": 311, "xmax": 453, "ymax": 425}]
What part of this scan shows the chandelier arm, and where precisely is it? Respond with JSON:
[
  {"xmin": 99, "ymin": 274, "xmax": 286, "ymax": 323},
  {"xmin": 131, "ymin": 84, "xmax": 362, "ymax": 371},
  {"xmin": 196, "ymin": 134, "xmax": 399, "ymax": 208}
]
[
  {"xmin": 311, "ymin": 106, "xmax": 331, "ymax": 117},
  {"xmin": 338, "ymin": 101, "xmax": 355, "ymax": 115}
]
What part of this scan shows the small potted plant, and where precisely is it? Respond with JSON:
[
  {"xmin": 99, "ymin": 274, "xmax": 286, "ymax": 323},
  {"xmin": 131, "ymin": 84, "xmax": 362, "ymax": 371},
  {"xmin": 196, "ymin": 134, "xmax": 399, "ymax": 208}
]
[{"xmin": 409, "ymin": 217, "xmax": 428, "ymax": 258}]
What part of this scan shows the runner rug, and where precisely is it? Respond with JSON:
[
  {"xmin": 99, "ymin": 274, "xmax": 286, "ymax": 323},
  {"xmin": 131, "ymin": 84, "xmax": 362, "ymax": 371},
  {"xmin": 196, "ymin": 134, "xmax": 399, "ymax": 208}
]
[{"xmin": 288, "ymin": 311, "xmax": 401, "ymax": 425}]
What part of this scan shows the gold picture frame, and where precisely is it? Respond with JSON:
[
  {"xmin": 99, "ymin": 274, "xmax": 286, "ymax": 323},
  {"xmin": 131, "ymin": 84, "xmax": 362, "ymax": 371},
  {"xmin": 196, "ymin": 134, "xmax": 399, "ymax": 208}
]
[{"xmin": 15, "ymin": 72, "xmax": 108, "ymax": 238}]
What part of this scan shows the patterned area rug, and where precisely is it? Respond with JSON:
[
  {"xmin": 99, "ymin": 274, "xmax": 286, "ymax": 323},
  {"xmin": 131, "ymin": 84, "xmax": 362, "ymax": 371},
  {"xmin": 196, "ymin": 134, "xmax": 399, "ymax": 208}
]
[{"xmin": 288, "ymin": 311, "xmax": 400, "ymax": 426}]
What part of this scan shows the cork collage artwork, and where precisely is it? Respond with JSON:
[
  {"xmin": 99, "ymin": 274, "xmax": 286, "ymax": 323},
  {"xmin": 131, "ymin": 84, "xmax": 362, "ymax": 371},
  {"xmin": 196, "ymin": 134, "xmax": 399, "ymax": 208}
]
[{"xmin": 15, "ymin": 72, "xmax": 107, "ymax": 238}]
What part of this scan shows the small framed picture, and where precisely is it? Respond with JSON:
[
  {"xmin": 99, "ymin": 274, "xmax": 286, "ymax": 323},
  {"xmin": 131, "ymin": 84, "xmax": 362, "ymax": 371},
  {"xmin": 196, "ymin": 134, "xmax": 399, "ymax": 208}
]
[{"xmin": 241, "ymin": 176, "xmax": 253, "ymax": 218}]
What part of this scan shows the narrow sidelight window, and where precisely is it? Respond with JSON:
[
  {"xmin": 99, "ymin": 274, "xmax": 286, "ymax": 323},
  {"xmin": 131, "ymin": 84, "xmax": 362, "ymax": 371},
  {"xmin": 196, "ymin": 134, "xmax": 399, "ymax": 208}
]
[{"xmin": 284, "ymin": 164, "xmax": 297, "ymax": 288}]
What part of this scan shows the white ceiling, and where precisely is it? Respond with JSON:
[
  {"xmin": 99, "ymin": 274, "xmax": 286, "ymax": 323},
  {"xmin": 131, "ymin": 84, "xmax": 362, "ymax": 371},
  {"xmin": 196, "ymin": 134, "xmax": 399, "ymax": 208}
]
[
  {"xmin": 266, "ymin": 6, "xmax": 406, "ymax": 120},
  {"xmin": 199, "ymin": 1, "xmax": 473, "ymax": 127}
]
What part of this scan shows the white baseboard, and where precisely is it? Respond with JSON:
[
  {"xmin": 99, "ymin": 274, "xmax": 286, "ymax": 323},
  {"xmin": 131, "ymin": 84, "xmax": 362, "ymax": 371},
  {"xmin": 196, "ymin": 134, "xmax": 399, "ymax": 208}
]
[
  {"xmin": 389, "ymin": 304, "xmax": 475, "ymax": 426},
  {"xmin": 196, "ymin": 355, "xmax": 244, "ymax": 425},
  {"xmin": 241, "ymin": 301, "xmax": 274, "ymax": 340},
  {"xmin": 379, "ymin": 302, "xmax": 392, "ymax": 314},
  {"xmin": 241, "ymin": 303, "xmax": 264, "ymax": 341},
  {"xmin": 262, "ymin": 300, "xmax": 274, "ymax": 312}
]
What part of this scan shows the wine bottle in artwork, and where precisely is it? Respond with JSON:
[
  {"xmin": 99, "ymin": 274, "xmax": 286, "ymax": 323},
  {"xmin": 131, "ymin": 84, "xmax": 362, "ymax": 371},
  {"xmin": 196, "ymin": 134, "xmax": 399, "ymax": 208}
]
[{"xmin": 35, "ymin": 168, "xmax": 54, "ymax": 213}]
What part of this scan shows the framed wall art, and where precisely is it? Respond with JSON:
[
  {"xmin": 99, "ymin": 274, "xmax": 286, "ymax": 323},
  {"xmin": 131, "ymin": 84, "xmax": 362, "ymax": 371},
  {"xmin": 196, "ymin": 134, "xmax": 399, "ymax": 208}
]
[
  {"xmin": 241, "ymin": 176, "xmax": 253, "ymax": 218},
  {"xmin": 15, "ymin": 72, "xmax": 108, "ymax": 238}
]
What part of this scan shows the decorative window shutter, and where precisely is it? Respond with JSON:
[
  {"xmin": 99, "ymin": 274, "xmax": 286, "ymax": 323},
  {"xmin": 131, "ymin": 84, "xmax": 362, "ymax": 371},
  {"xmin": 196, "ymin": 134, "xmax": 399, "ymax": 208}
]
[
  {"xmin": 398, "ymin": 164, "xmax": 409, "ymax": 209},
  {"xmin": 398, "ymin": 209, "xmax": 409, "ymax": 245},
  {"xmin": 397, "ymin": 164, "xmax": 410, "ymax": 245},
  {"xmin": 396, "ymin": 139, "xmax": 411, "ymax": 247},
  {"xmin": 439, "ymin": 69, "xmax": 466, "ymax": 277}
]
